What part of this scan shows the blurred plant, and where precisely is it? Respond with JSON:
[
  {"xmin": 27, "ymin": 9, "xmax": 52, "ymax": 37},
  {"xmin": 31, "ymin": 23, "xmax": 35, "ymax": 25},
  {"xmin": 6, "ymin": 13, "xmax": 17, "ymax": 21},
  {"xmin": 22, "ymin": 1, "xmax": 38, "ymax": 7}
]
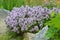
[
  {"xmin": 45, "ymin": 26, "xmax": 59, "ymax": 40},
  {"xmin": 5, "ymin": 5, "xmax": 60, "ymax": 40},
  {"xmin": 44, "ymin": 12, "xmax": 60, "ymax": 40},
  {"xmin": 43, "ymin": 0, "xmax": 56, "ymax": 9},
  {"xmin": 45, "ymin": 13, "xmax": 60, "ymax": 29},
  {"xmin": 24, "ymin": 0, "xmax": 45, "ymax": 6},
  {"xmin": 53, "ymin": 0, "xmax": 60, "ymax": 8},
  {"xmin": 0, "ymin": 0, "xmax": 24, "ymax": 10},
  {"xmin": 0, "ymin": 31, "xmax": 24, "ymax": 40},
  {"xmin": 5, "ymin": 6, "xmax": 51, "ymax": 34}
]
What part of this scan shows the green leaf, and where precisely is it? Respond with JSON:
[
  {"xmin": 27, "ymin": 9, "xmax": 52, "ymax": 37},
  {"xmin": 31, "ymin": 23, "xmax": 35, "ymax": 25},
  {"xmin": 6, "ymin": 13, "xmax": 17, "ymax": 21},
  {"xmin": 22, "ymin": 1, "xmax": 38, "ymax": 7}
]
[
  {"xmin": 45, "ymin": 26, "xmax": 58, "ymax": 39},
  {"xmin": 50, "ymin": 12, "xmax": 56, "ymax": 18},
  {"xmin": 45, "ymin": 14, "xmax": 60, "ymax": 29}
]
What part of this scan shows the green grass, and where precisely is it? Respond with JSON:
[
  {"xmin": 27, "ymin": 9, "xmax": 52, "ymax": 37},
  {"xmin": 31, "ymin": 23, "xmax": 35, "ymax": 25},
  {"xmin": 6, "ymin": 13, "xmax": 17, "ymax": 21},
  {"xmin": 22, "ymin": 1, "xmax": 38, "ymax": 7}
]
[
  {"xmin": 44, "ymin": 12, "xmax": 60, "ymax": 40},
  {"xmin": 0, "ymin": 0, "xmax": 60, "ymax": 10},
  {"xmin": 0, "ymin": 0, "xmax": 45, "ymax": 10},
  {"xmin": 0, "ymin": 33, "xmax": 22, "ymax": 40},
  {"xmin": 0, "ymin": 0, "xmax": 24, "ymax": 10}
]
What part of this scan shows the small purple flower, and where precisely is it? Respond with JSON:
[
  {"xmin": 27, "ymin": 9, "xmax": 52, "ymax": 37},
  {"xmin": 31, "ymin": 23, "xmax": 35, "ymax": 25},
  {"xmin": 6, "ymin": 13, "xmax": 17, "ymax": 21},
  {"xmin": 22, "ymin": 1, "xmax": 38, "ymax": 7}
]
[{"xmin": 5, "ymin": 6, "xmax": 51, "ymax": 33}]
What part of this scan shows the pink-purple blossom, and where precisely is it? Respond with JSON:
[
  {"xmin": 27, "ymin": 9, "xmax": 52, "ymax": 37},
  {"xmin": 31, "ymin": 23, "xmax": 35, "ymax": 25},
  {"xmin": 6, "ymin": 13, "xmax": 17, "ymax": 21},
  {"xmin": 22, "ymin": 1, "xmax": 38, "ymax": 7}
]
[{"xmin": 5, "ymin": 6, "xmax": 51, "ymax": 33}]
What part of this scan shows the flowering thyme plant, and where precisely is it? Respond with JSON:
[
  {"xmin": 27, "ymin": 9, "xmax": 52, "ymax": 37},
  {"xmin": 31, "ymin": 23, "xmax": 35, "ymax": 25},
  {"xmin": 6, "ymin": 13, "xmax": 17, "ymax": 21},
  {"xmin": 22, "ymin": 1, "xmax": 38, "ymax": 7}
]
[{"xmin": 5, "ymin": 6, "xmax": 51, "ymax": 33}]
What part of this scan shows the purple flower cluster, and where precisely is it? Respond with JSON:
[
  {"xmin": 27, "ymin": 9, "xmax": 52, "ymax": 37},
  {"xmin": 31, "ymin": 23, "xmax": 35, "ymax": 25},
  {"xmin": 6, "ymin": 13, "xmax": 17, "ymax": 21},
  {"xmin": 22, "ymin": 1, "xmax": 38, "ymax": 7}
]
[
  {"xmin": 5, "ymin": 6, "xmax": 51, "ymax": 33},
  {"xmin": 52, "ymin": 7, "xmax": 60, "ymax": 13}
]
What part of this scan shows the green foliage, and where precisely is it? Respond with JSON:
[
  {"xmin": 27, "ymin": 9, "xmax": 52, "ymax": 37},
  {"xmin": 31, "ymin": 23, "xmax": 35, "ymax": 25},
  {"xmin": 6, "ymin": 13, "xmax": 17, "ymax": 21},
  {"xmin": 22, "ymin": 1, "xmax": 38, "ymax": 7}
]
[
  {"xmin": 43, "ymin": 3, "xmax": 54, "ymax": 9},
  {"xmin": 45, "ymin": 26, "xmax": 59, "ymax": 40},
  {"xmin": 0, "ymin": 0, "xmax": 60, "ymax": 10},
  {"xmin": 50, "ymin": 12, "xmax": 56, "ymax": 18},
  {"xmin": 0, "ymin": 35, "xmax": 10, "ymax": 40},
  {"xmin": 51, "ymin": 29, "xmax": 60, "ymax": 40},
  {"xmin": 0, "ymin": 31, "xmax": 23, "ymax": 40},
  {"xmin": 0, "ymin": 0, "xmax": 24, "ymax": 10},
  {"xmin": 43, "ymin": 0, "xmax": 56, "ymax": 9},
  {"xmin": 45, "ymin": 13, "xmax": 60, "ymax": 29},
  {"xmin": 0, "ymin": 0, "xmax": 45, "ymax": 10},
  {"xmin": 45, "ymin": 12, "xmax": 60, "ymax": 40}
]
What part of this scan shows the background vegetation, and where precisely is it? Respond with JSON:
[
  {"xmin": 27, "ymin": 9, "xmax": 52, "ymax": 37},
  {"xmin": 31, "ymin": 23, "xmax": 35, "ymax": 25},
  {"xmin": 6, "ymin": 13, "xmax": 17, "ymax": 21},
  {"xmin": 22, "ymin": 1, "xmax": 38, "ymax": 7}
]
[{"xmin": 0, "ymin": 0, "xmax": 60, "ymax": 10}]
